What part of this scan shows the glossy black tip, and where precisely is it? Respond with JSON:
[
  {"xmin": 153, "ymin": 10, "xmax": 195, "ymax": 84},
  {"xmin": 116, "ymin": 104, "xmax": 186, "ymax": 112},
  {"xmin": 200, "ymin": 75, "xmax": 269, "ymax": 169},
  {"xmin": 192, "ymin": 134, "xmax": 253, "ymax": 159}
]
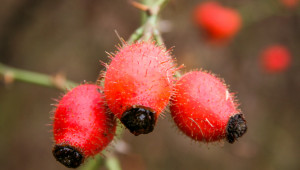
[
  {"xmin": 121, "ymin": 106, "xmax": 156, "ymax": 136},
  {"xmin": 52, "ymin": 145, "xmax": 84, "ymax": 168},
  {"xmin": 226, "ymin": 113, "xmax": 247, "ymax": 144}
]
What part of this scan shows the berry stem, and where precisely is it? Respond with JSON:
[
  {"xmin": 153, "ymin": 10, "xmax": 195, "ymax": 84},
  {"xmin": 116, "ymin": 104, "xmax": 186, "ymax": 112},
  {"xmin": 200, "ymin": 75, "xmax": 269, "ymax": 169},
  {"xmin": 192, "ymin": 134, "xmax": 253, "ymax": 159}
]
[
  {"xmin": 79, "ymin": 153, "xmax": 121, "ymax": 170},
  {"xmin": 128, "ymin": 0, "xmax": 170, "ymax": 45},
  {"xmin": 104, "ymin": 154, "xmax": 122, "ymax": 170},
  {"xmin": 80, "ymin": 154, "xmax": 104, "ymax": 170},
  {"xmin": 0, "ymin": 62, "xmax": 77, "ymax": 90}
]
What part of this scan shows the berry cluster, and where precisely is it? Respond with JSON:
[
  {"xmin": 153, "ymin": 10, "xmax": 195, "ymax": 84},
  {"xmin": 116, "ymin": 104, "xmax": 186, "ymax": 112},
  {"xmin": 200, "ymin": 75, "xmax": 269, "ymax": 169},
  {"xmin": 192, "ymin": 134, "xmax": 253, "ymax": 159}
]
[{"xmin": 52, "ymin": 41, "xmax": 247, "ymax": 168}]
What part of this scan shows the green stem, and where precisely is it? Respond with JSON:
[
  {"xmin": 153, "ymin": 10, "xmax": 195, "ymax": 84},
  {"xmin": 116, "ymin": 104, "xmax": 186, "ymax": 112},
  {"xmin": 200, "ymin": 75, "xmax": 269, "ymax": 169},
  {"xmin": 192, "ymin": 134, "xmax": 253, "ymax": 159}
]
[
  {"xmin": 0, "ymin": 63, "xmax": 77, "ymax": 90},
  {"xmin": 128, "ymin": 25, "xmax": 144, "ymax": 44},
  {"xmin": 80, "ymin": 154, "xmax": 104, "ymax": 170},
  {"xmin": 105, "ymin": 154, "xmax": 122, "ymax": 170},
  {"xmin": 153, "ymin": 28, "xmax": 164, "ymax": 45},
  {"xmin": 127, "ymin": 0, "xmax": 169, "ymax": 44}
]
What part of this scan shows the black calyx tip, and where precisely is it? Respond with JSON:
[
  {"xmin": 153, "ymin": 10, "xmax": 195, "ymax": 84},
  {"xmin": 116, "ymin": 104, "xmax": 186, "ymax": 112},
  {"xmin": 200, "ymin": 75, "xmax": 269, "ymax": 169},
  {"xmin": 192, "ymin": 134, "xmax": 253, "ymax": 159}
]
[
  {"xmin": 121, "ymin": 106, "xmax": 156, "ymax": 136},
  {"xmin": 52, "ymin": 144, "xmax": 84, "ymax": 168},
  {"xmin": 226, "ymin": 113, "xmax": 247, "ymax": 144}
]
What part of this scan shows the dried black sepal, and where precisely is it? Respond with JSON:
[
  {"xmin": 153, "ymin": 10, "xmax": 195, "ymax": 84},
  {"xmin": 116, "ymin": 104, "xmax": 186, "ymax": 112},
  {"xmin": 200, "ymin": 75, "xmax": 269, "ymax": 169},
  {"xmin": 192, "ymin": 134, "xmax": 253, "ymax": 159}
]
[
  {"xmin": 52, "ymin": 145, "xmax": 84, "ymax": 168},
  {"xmin": 226, "ymin": 113, "xmax": 247, "ymax": 143},
  {"xmin": 121, "ymin": 106, "xmax": 156, "ymax": 136}
]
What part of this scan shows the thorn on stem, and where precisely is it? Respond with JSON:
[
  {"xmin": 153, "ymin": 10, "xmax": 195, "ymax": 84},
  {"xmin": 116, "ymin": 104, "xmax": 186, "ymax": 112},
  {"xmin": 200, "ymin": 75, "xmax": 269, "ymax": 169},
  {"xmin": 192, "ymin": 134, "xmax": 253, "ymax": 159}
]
[
  {"xmin": 4, "ymin": 71, "xmax": 14, "ymax": 85},
  {"xmin": 129, "ymin": 0, "xmax": 152, "ymax": 15},
  {"xmin": 52, "ymin": 72, "xmax": 67, "ymax": 90}
]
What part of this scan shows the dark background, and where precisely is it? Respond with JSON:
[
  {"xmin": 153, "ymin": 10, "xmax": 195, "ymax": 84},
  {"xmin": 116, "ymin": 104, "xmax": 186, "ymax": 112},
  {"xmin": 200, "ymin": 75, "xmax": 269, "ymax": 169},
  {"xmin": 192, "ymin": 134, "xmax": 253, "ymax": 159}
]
[{"xmin": 0, "ymin": 0, "xmax": 299, "ymax": 170}]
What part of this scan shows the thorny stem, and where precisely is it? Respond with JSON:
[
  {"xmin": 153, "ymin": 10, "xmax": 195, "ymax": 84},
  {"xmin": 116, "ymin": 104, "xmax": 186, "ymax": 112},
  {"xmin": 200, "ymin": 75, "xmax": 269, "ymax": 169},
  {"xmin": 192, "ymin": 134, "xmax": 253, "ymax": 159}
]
[
  {"xmin": 128, "ymin": 0, "xmax": 170, "ymax": 45},
  {"xmin": 80, "ymin": 155, "xmax": 104, "ymax": 170},
  {"xmin": 0, "ymin": 63, "xmax": 77, "ymax": 90},
  {"xmin": 128, "ymin": 0, "xmax": 183, "ymax": 80},
  {"xmin": 104, "ymin": 154, "xmax": 122, "ymax": 170}
]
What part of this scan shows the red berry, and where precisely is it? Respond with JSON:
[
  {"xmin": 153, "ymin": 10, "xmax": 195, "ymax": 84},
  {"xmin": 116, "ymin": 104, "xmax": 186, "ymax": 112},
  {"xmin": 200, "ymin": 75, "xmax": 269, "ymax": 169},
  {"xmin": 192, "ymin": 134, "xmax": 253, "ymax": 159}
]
[
  {"xmin": 104, "ymin": 41, "xmax": 175, "ymax": 136},
  {"xmin": 193, "ymin": 2, "xmax": 242, "ymax": 43},
  {"xmin": 52, "ymin": 84, "xmax": 116, "ymax": 168},
  {"xmin": 280, "ymin": 0, "xmax": 299, "ymax": 8},
  {"xmin": 170, "ymin": 71, "xmax": 247, "ymax": 143},
  {"xmin": 260, "ymin": 45, "xmax": 291, "ymax": 73}
]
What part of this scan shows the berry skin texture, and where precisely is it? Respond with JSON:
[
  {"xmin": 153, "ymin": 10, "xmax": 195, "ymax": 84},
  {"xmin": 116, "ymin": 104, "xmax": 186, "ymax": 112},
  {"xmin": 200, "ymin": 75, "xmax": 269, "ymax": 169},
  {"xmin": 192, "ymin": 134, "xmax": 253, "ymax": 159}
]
[
  {"xmin": 52, "ymin": 84, "xmax": 116, "ymax": 168},
  {"xmin": 104, "ymin": 41, "xmax": 175, "ymax": 136},
  {"xmin": 193, "ymin": 2, "xmax": 242, "ymax": 43},
  {"xmin": 170, "ymin": 71, "xmax": 247, "ymax": 143},
  {"xmin": 261, "ymin": 45, "xmax": 291, "ymax": 73}
]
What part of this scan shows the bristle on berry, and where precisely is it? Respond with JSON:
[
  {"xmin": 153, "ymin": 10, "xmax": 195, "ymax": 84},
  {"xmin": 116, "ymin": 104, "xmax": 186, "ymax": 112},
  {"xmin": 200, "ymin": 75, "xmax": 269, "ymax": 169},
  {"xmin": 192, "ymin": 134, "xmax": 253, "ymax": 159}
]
[
  {"xmin": 170, "ymin": 71, "xmax": 247, "ymax": 143},
  {"xmin": 104, "ymin": 41, "xmax": 176, "ymax": 135},
  {"xmin": 52, "ymin": 84, "xmax": 116, "ymax": 168}
]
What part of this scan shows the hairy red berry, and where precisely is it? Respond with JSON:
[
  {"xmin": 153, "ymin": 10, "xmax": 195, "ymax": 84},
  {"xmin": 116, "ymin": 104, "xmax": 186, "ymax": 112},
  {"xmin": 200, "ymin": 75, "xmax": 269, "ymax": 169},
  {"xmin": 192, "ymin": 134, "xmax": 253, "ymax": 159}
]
[
  {"xmin": 104, "ymin": 41, "xmax": 175, "ymax": 136},
  {"xmin": 260, "ymin": 45, "xmax": 291, "ymax": 73},
  {"xmin": 52, "ymin": 84, "xmax": 116, "ymax": 168},
  {"xmin": 170, "ymin": 71, "xmax": 247, "ymax": 143},
  {"xmin": 193, "ymin": 2, "xmax": 241, "ymax": 43}
]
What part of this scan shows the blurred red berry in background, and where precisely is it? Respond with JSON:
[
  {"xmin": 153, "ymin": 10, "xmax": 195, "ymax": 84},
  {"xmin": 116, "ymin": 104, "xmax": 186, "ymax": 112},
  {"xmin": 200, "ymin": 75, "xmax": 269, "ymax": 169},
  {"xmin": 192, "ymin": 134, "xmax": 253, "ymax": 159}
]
[
  {"xmin": 193, "ymin": 1, "xmax": 242, "ymax": 43},
  {"xmin": 260, "ymin": 45, "xmax": 292, "ymax": 73},
  {"xmin": 280, "ymin": 0, "xmax": 299, "ymax": 8}
]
